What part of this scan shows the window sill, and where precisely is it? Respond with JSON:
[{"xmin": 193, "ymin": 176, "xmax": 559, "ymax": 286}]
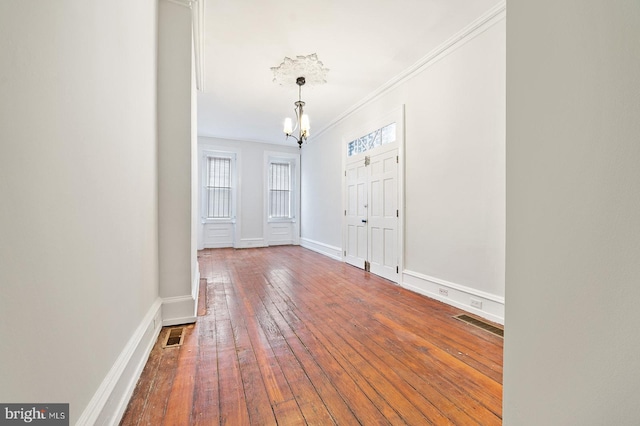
[
  {"xmin": 202, "ymin": 218, "xmax": 236, "ymax": 225},
  {"xmin": 268, "ymin": 218, "xmax": 296, "ymax": 224}
]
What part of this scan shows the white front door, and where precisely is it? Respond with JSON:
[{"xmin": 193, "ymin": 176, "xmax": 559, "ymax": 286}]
[{"xmin": 344, "ymin": 146, "xmax": 399, "ymax": 283}]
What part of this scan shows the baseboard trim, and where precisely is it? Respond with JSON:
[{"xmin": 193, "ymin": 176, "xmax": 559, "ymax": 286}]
[
  {"xmin": 402, "ymin": 270, "xmax": 504, "ymax": 325},
  {"xmin": 203, "ymin": 242, "xmax": 234, "ymax": 249},
  {"xmin": 192, "ymin": 265, "xmax": 200, "ymax": 302},
  {"xmin": 300, "ymin": 238, "xmax": 342, "ymax": 261},
  {"xmin": 77, "ymin": 298, "xmax": 163, "ymax": 426},
  {"xmin": 235, "ymin": 238, "xmax": 267, "ymax": 249},
  {"xmin": 268, "ymin": 240, "xmax": 296, "ymax": 246},
  {"xmin": 162, "ymin": 294, "xmax": 197, "ymax": 326}
]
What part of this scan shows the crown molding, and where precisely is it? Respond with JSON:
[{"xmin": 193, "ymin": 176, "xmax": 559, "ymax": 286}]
[
  {"xmin": 192, "ymin": 0, "xmax": 205, "ymax": 91},
  {"xmin": 198, "ymin": 133, "xmax": 297, "ymax": 148},
  {"xmin": 310, "ymin": 1, "xmax": 506, "ymax": 142},
  {"xmin": 164, "ymin": 0, "xmax": 194, "ymax": 8}
]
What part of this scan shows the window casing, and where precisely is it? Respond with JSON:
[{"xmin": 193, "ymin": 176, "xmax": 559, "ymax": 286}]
[
  {"xmin": 203, "ymin": 153, "xmax": 235, "ymax": 221},
  {"xmin": 269, "ymin": 162, "xmax": 292, "ymax": 219}
]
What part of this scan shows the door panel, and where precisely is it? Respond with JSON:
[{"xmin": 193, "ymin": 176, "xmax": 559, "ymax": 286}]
[
  {"xmin": 367, "ymin": 149, "xmax": 398, "ymax": 281},
  {"xmin": 345, "ymin": 162, "xmax": 368, "ymax": 268}
]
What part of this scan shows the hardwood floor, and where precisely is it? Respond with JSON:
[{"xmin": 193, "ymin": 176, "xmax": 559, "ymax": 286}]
[{"xmin": 120, "ymin": 246, "xmax": 503, "ymax": 425}]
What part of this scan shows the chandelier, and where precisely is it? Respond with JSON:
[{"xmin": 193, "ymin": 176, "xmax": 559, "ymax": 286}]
[
  {"xmin": 272, "ymin": 54, "xmax": 328, "ymax": 148},
  {"xmin": 283, "ymin": 76, "xmax": 310, "ymax": 148}
]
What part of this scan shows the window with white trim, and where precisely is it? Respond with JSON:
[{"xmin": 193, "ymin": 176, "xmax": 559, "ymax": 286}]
[
  {"xmin": 204, "ymin": 154, "xmax": 234, "ymax": 220},
  {"xmin": 269, "ymin": 162, "xmax": 292, "ymax": 219}
]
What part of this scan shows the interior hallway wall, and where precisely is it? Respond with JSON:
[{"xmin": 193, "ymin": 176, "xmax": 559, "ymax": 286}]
[
  {"xmin": 504, "ymin": 0, "xmax": 640, "ymax": 423},
  {"xmin": 302, "ymin": 11, "xmax": 506, "ymax": 321},
  {"xmin": 0, "ymin": 0, "xmax": 160, "ymax": 423}
]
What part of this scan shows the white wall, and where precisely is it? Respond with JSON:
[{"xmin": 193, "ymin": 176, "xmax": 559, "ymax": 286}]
[
  {"xmin": 157, "ymin": 0, "xmax": 198, "ymax": 325},
  {"xmin": 302, "ymin": 9, "xmax": 506, "ymax": 322},
  {"xmin": 198, "ymin": 137, "xmax": 299, "ymax": 248},
  {"xmin": 0, "ymin": 0, "xmax": 160, "ymax": 423},
  {"xmin": 504, "ymin": 1, "xmax": 640, "ymax": 424}
]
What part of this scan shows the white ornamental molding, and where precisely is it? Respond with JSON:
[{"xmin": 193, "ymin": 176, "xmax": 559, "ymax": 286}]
[{"xmin": 271, "ymin": 53, "xmax": 329, "ymax": 87}]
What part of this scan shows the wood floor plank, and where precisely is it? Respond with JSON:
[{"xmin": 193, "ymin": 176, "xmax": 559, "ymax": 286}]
[
  {"xmin": 298, "ymin": 298, "xmax": 481, "ymax": 424},
  {"xmin": 254, "ymin": 266, "xmax": 400, "ymax": 424},
  {"xmin": 227, "ymin": 267, "xmax": 298, "ymax": 409},
  {"xmin": 192, "ymin": 284, "xmax": 221, "ymax": 425},
  {"xmin": 119, "ymin": 335, "xmax": 164, "ymax": 426},
  {"xmin": 137, "ymin": 331, "xmax": 180, "ymax": 426},
  {"xmin": 197, "ymin": 278, "xmax": 207, "ymax": 316},
  {"xmin": 121, "ymin": 246, "xmax": 503, "ymax": 426},
  {"xmin": 222, "ymin": 276, "xmax": 278, "ymax": 426},
  {"xmin": 276, "ymin": 302, "xmax": 406, "ymax": 425},
  {"xmin": 270, "ymin": 271, "xmax": 447, "ymax": 425},
  {"xmin": 190, "ymin": 349, "xmax": 220, "ymax": 425},
  {"xmin": 282, "ymin": 250, "xmax": 504, "ymax": 383},
  {"xmin": 280, "ymin": 260, "xmax": 501, "ymax": 422},
  {"xmin": 254, "ymin": 286, "xmax": 361, "ymax": 425},
  {"xmin": 215, "ymin": 279, "xmax": 251, "ymax": 426},
  {"xmin": 282, "ymin": 249, "xmax": 503, "ymax": 421},
  {"xmin": 163, "ymin": 325, "xmax": 198, "ymax": 426},
  {"xmin": 229, "ymin": 259, "xmax": 339, "ymax": 425}
]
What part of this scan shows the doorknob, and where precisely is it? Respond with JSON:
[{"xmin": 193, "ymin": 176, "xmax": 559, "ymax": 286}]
[{"xmin": 361, "ymin": 219, "xmax": 367, "ymax": 223}]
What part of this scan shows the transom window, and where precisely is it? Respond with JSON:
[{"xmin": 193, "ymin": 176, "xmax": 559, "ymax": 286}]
[{"xmin": 347, "ymin": 122, "xmax": 396, "ymax": 157}]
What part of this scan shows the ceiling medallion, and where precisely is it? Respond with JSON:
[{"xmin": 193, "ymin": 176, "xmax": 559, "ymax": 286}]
[{"xmin": 271, "ymin": 53, "xmax": 329, "ymax": 86}]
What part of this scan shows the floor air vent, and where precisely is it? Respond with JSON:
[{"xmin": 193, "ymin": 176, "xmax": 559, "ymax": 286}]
[
  {"xmin": 454, "ymin": 314, "xmax": 504, "ymax": 338},
  {"xmin": 162, "ymin": 327, "xmax": 185, "ymax": 348}
]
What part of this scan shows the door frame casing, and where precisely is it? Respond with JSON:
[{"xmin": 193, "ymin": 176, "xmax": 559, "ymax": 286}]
[{"xmin": 341, "ymin": 105, "xmax": 405, "ymax": 284}]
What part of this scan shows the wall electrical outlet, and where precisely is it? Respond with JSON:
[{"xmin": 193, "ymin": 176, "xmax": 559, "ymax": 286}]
[
  {"xmin": 470, "ymin": 298, "xmax": 483, "ymax": 309},
  {"xmin": 438, "ymin": 288, "xmax": 449, "ymax": 297}
]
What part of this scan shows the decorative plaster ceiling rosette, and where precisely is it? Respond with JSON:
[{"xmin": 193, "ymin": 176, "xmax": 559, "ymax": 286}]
[{"xmin": 271, "ymin": 53, "xmax": 329, "ymax": 86}]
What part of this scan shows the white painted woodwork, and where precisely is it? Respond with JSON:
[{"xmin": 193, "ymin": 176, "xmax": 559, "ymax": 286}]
[
  {"xmin": 344, "ymin": 143, "xmax": 399, "ymax": 283},
  {"xmin": 267, "ymin": 222, "xmax": 295, "ymax": 246},
  {"xmin": 345, "ymin": 161, "xmax": 368, "ymax": 268},
  {"xmin": 367, "ymin": 148, "xmax": 398, "ymax": 282},
  {"xmin": 202, "ymin": 223, "xmax": 235, "ymax": 248}
]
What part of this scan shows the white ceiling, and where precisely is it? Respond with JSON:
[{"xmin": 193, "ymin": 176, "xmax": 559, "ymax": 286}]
[{"xmin": 197, "ymin": 0, "xmax": 501, "ymax": 145}]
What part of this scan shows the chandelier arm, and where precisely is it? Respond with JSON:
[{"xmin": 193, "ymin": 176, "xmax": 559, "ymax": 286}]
[{"xmin": 291, "ymin": 105, "xmax": 300, "ymax": 134}]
